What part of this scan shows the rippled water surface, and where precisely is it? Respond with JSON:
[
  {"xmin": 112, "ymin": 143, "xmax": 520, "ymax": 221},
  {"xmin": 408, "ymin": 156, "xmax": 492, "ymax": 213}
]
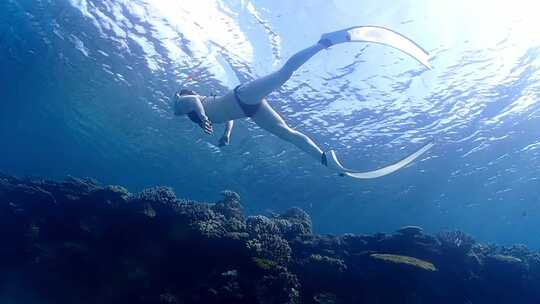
[{"xmin": 1, "ymin": 0, "xmax": 539, "ymax": 247}]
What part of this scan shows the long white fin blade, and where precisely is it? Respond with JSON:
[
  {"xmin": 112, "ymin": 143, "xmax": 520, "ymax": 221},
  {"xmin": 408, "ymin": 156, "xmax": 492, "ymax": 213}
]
[
  {"xmin": 343, "ymin": 141, "xmax": 434, "ymax": 179},
  {"xmin": 348, "ymin": 26, "xmax": 431, "ymax": 69}
]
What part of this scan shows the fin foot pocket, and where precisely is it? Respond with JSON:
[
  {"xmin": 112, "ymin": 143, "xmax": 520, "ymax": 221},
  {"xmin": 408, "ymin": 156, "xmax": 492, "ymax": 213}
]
[{"xmin": 319, "ymin": 29, "xmax": 352, "ymax": 47}]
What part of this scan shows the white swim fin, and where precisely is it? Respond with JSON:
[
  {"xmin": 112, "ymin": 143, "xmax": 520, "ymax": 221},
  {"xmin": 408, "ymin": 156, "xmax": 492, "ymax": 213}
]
[
  {"xmin": 324, "ymin": 141, "xmax": 434, "ymax": 179},
  {"xmin": 320, "ymin": 26, "xmax": 431, "ymax": 69}
]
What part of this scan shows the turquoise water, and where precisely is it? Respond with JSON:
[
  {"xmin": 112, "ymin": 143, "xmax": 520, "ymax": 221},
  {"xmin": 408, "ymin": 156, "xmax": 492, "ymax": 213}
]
[{"xmin": 1, "ymin": 0, "xmax": 539, "ymax": 248}]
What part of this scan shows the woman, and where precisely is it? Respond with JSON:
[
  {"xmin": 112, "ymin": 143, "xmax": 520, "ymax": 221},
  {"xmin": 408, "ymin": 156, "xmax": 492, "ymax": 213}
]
[{"xmin": 174, "ymin": 26, "xmax": 433, "ymax": 179}]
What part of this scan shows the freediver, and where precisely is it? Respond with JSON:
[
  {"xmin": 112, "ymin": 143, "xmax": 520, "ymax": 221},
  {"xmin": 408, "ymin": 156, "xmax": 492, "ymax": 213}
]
[{"xmin": 173, "ymin": 26, "xmax": 433, "ymax": 179}]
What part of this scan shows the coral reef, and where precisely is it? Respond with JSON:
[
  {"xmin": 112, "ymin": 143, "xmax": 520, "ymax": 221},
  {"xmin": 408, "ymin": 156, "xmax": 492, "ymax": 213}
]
[
  {"xmin": 1, "ymin": 173, "xmax": 540, "ymax": 303},
  {"xmin": 369, "ymin": 253, "xmax": 437, "ymax": 272}
]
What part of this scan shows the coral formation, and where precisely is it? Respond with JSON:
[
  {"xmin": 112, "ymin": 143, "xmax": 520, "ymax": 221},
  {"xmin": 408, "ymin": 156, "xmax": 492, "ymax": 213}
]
[
  {"xmin": 1, "ymin": 174, "xmax": 540, "ymax": 303},
  {"xmin": 437, "ymin": 230, "xmax": 476, "ymax": 255},
  {"xmin": 369, "ymin": 253, "xmax": 437, "ymax": 271}
]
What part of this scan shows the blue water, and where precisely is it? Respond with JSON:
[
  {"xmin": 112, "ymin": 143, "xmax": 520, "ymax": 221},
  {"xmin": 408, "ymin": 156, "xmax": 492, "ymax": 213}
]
[{"xmin": 1, "ymin": 0, "xmax": 539, "ymax": 248}]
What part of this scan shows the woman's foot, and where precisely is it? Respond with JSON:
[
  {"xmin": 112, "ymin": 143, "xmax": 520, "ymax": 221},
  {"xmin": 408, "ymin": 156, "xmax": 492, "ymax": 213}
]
[
  {"xmin": 322, "ymin": 150, "xmax": 348, "ymax": 173},
  {"xmin": 318, "ymin": 29, "xmax": 352, "ymax": 48}
]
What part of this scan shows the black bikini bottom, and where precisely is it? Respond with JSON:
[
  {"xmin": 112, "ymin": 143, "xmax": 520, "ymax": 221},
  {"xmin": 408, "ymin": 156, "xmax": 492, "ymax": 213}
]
[{"xmin": 234, "ymin": 85, "xmax": 261, "ymax": 117}]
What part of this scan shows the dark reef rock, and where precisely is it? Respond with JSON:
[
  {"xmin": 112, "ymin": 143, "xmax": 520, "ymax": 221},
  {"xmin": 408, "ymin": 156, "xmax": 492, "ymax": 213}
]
[{"xmin": 1, "ymin": 175, "xmax": 540, "ymax": 303}]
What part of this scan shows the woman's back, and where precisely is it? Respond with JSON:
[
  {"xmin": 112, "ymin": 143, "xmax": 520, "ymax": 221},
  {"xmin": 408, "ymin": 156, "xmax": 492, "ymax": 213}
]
[{"xmin": 200, "ymin": 92, "xmax": 245, "ymax": 123}]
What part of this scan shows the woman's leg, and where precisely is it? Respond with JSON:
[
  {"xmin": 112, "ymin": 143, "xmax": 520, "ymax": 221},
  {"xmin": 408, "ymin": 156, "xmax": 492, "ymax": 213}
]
[
  {"xmin": 236, "ymin": 43, "xmax": 326, "ymax": 104},
  {"xmin": 252, "ymin": 100, "xmax": 323, "ymax": 162}
]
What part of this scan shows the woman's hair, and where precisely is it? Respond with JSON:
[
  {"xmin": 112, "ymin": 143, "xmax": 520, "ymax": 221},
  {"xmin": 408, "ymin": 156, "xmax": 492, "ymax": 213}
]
[{"xmin": 178, "ymin": 89, "xmax": 197, "ymax": 96}]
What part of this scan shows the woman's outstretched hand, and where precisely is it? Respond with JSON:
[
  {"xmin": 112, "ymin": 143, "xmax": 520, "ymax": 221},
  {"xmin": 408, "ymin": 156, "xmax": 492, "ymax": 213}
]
[{"xmin": 200, "ymin": 119, "xmax": 213, "ymax": 135}]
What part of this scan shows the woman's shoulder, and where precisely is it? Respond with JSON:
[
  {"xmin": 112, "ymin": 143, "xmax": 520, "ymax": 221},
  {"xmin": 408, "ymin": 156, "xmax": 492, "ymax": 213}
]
[
  {"xmin": 174, "ymin": 95, "xmax": 199, "ymax": 115},
  {"xmin": 199, "ymin": 94, "xmax": 221, "ymax": 103}
]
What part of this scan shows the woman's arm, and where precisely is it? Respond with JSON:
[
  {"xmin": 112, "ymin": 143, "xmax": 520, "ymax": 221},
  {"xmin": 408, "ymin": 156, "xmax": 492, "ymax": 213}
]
[
  {"xmin": 173, "ymin": 93, "xmax": 192, "ymax": 115},
  {"xmin": 191, "ymin": 96, "xmax": 213, "ymax": 134},
  {"xmin": 219, "ymin": 120, "xmax": 234, "ymax": 147},
  {"xmin": 224, "ymin": 120, "xmax": 234, "ymax": 138},
  {"xmin": 174, "ymin": 94, "xmax": 213, "ymax": 134}
]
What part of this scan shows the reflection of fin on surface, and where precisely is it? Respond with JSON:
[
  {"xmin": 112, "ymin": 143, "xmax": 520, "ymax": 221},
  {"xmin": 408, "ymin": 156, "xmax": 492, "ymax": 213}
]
[
  {"xmin": 326, "ymin": 141, "xmax": 434, "ymax": 179},
  {"xmin": 321, "ymin": 26, "xmax": 431, "ymax": 69}
]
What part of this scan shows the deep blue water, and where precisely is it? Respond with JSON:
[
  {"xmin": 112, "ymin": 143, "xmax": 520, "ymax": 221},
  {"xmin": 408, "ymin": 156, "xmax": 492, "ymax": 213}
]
[{"xmin": 1, "ymin": 0, "xmax": 540, "ymax": 248}]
